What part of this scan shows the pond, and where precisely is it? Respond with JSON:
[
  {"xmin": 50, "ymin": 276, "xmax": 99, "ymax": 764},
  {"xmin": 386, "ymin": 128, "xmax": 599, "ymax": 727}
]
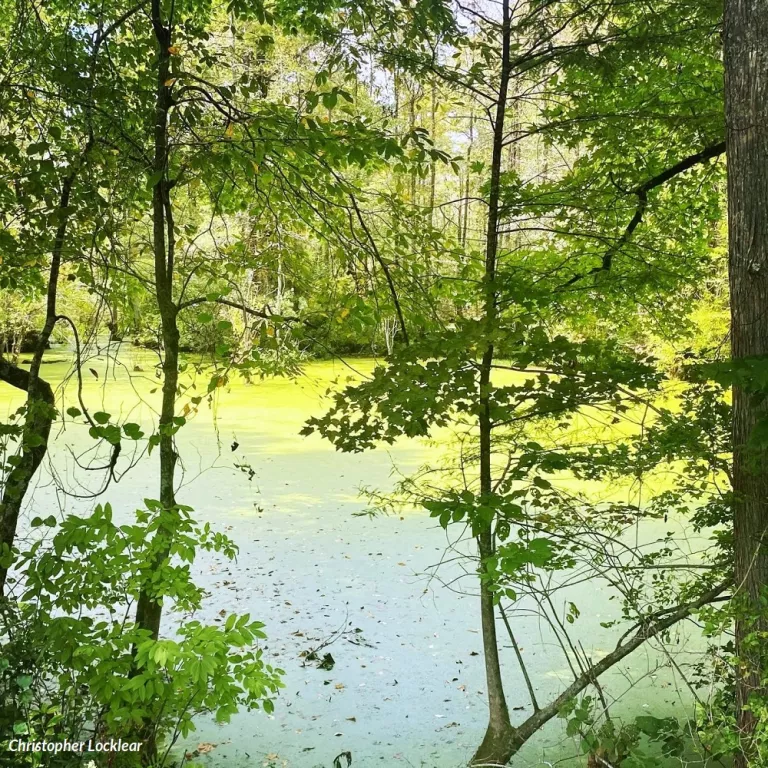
[{"xmin": 0, "ymin": 352, "xmax": 702, "ymax": 768}]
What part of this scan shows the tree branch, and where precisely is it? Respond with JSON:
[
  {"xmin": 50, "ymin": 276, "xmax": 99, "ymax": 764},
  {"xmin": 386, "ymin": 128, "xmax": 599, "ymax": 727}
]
[
  {"xmin": 559, "ymin": 141, "xmax": 726, "ymax": 289},
  {"xmin": 499, "ymin": 602, "xmax": 540, "ymax": 712},
  {"xmin": 505, "ymin": 580, "xmax": 731, "ymax": 755},
  {"xmin": 176, "ymin": 296, "xmax": 298, "ymax": 322},
  {"xmin": 348, "ymin": 194, "xmax": 410, "ymax": 346}
]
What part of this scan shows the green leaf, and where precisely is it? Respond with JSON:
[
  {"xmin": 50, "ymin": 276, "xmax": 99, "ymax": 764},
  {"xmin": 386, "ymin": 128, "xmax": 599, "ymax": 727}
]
[
  {"xmin": 146, "ymin": 170, "xmax": 163, "ymax": 189},
  {"xmin": 321, "ymin": 91, "xmax": 338, "ymax": 109},
  {"xmin": 123, "ymin": 423, "xmax": 145, "ymax": 440}
]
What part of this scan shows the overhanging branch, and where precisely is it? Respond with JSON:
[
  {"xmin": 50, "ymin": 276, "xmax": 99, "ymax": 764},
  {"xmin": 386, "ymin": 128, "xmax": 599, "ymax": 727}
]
[{"xmin": 559, "ymin": 141, "xmax": 726, "ymax": 290}]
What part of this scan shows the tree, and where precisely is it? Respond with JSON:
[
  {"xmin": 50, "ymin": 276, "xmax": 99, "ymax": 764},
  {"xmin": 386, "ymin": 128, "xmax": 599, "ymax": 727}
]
[
  {"xmin": 724, "ymin": 0, "xmax": 768, "ymax": 763},
  {"xmin": 307, "ymin": 1, "xmax": 735, "ymax": 765},
  {"xmin": 0, "ymin": 0, "xmax": 143, "ymax": 593},
  {"xmin": 3, "ymin": 0, "xmax": 766, "ymax": 764},
  {"xmin": 103, "ymin": 0, "xmax": 458, "ymax": 760}
]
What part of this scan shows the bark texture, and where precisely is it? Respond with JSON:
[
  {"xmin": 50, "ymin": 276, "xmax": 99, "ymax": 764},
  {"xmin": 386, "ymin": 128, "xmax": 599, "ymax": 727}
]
[
  {"xmin": 724, "ymin": 0, "xmax": 768, "ymax": 761},
  {"xmin": 134, "ymin": 0, "xmax": 177, "ymax": 646}
]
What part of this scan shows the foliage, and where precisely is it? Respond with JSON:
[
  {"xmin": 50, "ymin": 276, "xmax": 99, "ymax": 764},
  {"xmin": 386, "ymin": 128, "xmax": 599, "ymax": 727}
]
[
  {"xmin": 0, "ymin": 502, "xmax": 282, "ymax": 765},
  {"xmin": 0, "ymin": 0, "xmax": 760, "ymax": 764},
  {"xmin": 559, "ymin": 695, "xmax": 689, "ymax": 768}
]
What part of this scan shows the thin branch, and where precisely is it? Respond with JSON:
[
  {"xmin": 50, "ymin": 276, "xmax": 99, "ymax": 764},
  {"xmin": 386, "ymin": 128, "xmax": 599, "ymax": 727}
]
[
  {"xmin": 505, "ymin": 580, "xmax": 730, "ymax": 755},
  {"xmin": 348, "ymin": 194, "xmax": 410, "ymax": 346},
  {"xmin": 499, "ymin": 602, "xmax": 540, "ymax": 712}
]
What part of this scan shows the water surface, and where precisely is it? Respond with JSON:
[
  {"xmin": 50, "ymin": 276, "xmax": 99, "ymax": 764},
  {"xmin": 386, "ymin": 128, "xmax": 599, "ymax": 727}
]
[{"xmin": 0, "ymin": 353, "xmax": 702, "ymax": 768}]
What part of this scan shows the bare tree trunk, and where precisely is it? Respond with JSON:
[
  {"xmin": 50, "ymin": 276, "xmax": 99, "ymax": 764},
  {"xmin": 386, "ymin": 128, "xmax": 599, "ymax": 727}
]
[
  {"xmin": 462, "ymin": 111, "xmax": 474, "ymax": 247},
  {"xmin": 409, "ymin": 81, "xmax": 418, "ymax": 203},
  {"xmin": 0, "ymin": 362, "xmax": 54, "ymax": 592},
  {"xmin": 471, "ymin": 0, "xmax": 514, "ymax": 764},
  {"xmin": 135, "ymin": 0, "xmax": 177, "ymax": 642},
  {"xmin": 383, "ymin": 317, "xmax": 397, "ymax": 355},
  {"xmin": 724, "ymin": 0, "xmax": 768, "ymax": 763},
  {"xmin": 429, "ymin": 82, "xmax": 437, "ymax": 225},
  {"xmin": 394, "ymin": 66, "xmax": 400, "ymax": 118}
]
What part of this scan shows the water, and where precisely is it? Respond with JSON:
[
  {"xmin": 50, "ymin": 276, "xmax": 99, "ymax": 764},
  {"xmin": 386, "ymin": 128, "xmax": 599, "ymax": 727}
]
[{"xmin": 0, "ymin": 352, "xmax": 703, "ymax": 768}]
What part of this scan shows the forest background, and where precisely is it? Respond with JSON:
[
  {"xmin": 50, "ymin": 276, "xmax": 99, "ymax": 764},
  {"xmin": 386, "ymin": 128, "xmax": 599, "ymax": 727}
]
[{"xmin": 0, "ymin": 0, "xmax": 767, "ymax": 767}]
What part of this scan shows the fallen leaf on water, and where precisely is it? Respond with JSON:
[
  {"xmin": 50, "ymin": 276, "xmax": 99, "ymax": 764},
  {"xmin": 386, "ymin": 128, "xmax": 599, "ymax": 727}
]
[
  {"xmin": 197, "ymin": 743, "xmax": 216, "ymax": 754},
  {"xmin": 335, "ymin": 682, "xmax": 345, "ymax": 690}
]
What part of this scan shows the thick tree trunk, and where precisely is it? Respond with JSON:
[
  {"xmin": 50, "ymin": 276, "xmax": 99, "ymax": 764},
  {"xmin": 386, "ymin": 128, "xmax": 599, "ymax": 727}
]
[
  {"xmin": 471, "ymin": 0, "xmax": 515, "ymax": 764},
  {"xmin": 724, "ymin": 0, "xmax": 768, "ymax": 762}
]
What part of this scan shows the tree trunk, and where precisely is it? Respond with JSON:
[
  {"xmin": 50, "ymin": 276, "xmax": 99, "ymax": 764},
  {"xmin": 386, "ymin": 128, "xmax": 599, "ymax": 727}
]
[
  {"xmin": 462, "ymin": 111, "xmax": 474, "ymax": 248},
  {"xmin": 471, "ymin": 0, "xmax": 514, "ymax": 764},
  {"xmin": 0, "ymin": 163, "xmax": 85, "ymax": 593},
  {"xmin": 724, "ymin": 0, "xmax": 768, "ymax": 762},
  {"xmin": 0, "ymin": 362, "xmax": 54, "ymax": 592},
  {"xmin": 134, "ymin": 4, "xmax": 179, "ymax": 763},
  {"xmin": 429, "ymin": 82, "xmax": 437, "ymax": 224},
  {"xmin": 409, "ymin": 81, "xmax": 418, "ymax": 203}
]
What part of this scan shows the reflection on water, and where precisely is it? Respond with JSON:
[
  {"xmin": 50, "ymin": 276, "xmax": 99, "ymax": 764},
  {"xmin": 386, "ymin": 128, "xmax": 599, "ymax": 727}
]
[{"xmin": 0, "ymin": 354, "xmax": 700, "ymax": 767}]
